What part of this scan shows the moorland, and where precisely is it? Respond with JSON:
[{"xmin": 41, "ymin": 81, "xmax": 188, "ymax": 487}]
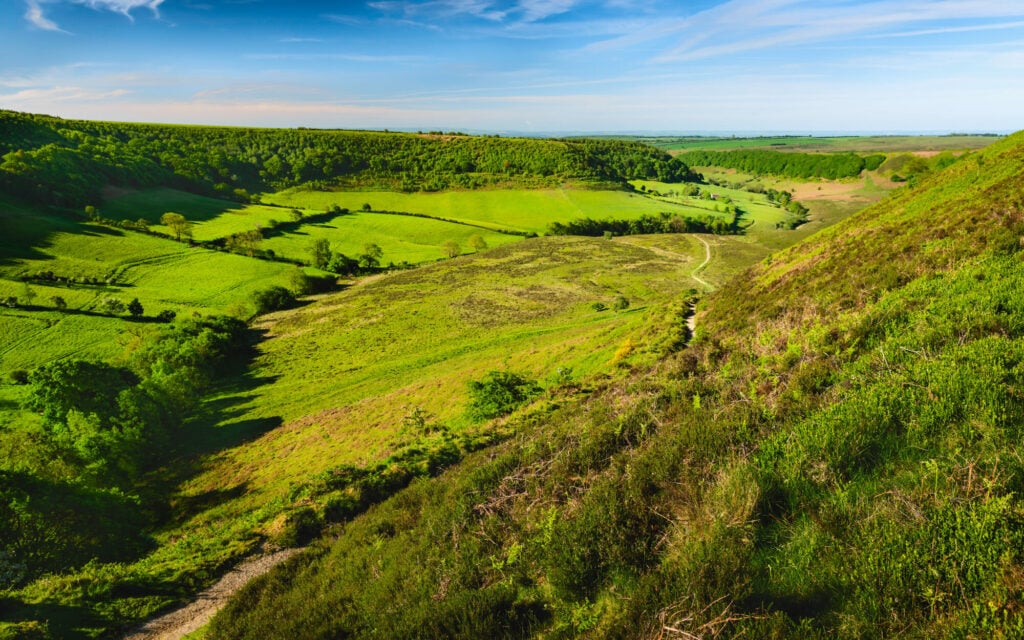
[{"xmin": 0, "ymin": 109, "xmax": 1016, "ymax": 639}]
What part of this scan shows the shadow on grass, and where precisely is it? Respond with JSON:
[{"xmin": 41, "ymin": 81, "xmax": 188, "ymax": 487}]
[
  {"xmin": 166, "ymin": 483, "xmax": 252, "ymax": 527},
  {"xmin": 143, "ymin": 354, "xmax": 285, "ymax": 522},
  {"xmin": 0, "ymin": 201, "xmax": 126, "ymax": 267},
  {"xmin": 740, "ymin": 588, "xmax": 837, "ymax": 623},
  {"xmin": 1, "ymin": 598, "xmax": 109, "ymax": 640},
  {"xmin": 102, "ymin": 187, "xmax": 250, "ymax": 226}
]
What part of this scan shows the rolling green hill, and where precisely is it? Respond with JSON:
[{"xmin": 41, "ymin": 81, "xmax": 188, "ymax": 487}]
[
  {"xmin": 1, "ymin": 111, "xmax": 1009, "ymax": 639},
  {"xmin": 0, "ymin": 110, "xmax": 697, "ymax": 209},
  {"xmin": 203, "ymin": 133, "xmax": 1024, "ymax": 638}
]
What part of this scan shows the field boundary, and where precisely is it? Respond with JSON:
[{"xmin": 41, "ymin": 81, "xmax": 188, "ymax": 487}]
[{"xmin": 368, "ymin": 208, "xmax": 535, "ymax": 237}]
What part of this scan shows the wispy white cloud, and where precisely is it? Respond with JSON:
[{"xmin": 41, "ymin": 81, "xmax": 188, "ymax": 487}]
[
  {"xmin": 0, "ymin": 85, "xmax": 131, "ymax": 102},
  {"xmin": 648, "ymin": 0, "xmax": 1024, "ymax": 62},
  {"xmin": 75, "ymin": 0, "xmax": 164, "ymax": 15},
  {"xmin": 367, "ymin": 0, "xmax": 584, "ymax": 25},
  {"xmin": 868, "ymin": 19, "xmax": 1024, "ymax": 39},
  {"xmin": 368, "ymin": 0, "xmax": 510, "ymax": 22},
  {"xmin": 515, "ymin": 0, "xmax": 579, "ymax": 22},
  {"xmin": 25, "ymin": 0, "xmax": 66, "ymax": 31},
  {"xmin": 22, "ymin": 0, "xmax": 165, "ymax": 31},
  {"xmin": 279, "ymin": 37, "xmax": 324, "ymax": 43}
]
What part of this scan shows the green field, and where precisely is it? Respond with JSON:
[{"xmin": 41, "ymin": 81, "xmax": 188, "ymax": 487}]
[
  {"xmin": 0, "ymin": 199, "xmax": 296, "ymax": 379},
  {"xmin": 102, "ymin": 188, "xmax": 308, "ymax": 242},
  {"xmin": 626, "ymin": 134, "xmax": 1003, "ymax": 153},
  {"xmin": 0, "ymin": 174, "xmax": 812, "ymax": 383},
  {"xmin": 105, "ymin": 187, "xmax": 527, "ymax": 265},
  {"xmin": 102, "ymin": 177, "xmax": 866, "ymax": 273},
  {"xmin": 260, "ymin": 211, "xmax": 521, "ymax": 265},
  {"xmin": 264, "ymin": 187, "xmax": 725, "ymax": 234}
]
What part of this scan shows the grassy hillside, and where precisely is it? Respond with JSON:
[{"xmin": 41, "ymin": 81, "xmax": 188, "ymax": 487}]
[
  {"xmin": 204, "ymin": 134, "xmax": 1024, "ymax": 638},
  {"xmin": 0, "ymin": 232, "xmax": 713, "ymax": 639},
  {"xmin": 2, "ymin": 111, "xmax": 990, "ymax": 639},
  {"xmin": 0, "ymin": 198, "xmax": 295, "ymax": 372}
]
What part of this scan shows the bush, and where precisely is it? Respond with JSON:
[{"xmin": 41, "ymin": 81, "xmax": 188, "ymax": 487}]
[
  {"xmin": 252, "ymin": 286, "xmax": 296, "ymax": 315},
  {"xmin": 8, "ymin": 370, "xmax": 29, "ymax": 385},
  {"xmin": 466, "ymin": 371, "xmax": 542, "ymax": 422}
]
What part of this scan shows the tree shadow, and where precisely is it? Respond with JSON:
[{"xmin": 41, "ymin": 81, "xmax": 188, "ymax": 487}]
[
  {"xmin": 101, "ymin": 187, "xmax": 250, "ymax": 226},
  {"xmin": 255, "ymin": 208, "xmax": 347, "ymax": 241},
  {"xmin": 143, "ymin": 364, "xmax": 284, "ymax": 504},
  {"xmin": 1, "ymin": 598, "xmax": 110, "ymax": 640},
  {"xmin": 165, "ymin": 483, "xmax": 252, "ymax": 527},
  {"xmin": 0, "ymin": 202, "xmax": 109, "ymax": 267}
]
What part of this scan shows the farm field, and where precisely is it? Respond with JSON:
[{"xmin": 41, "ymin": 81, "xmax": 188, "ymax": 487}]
[
  {"xmin": 259, "ymin": 211, "xmax": 521, "ymax": 265},
  {"xmin": 630, "ymin": 134, "xmax": 1003, "ymax": 153},
  {"xmin": 104, "ymin": 186, "xmax": 526, "ymax": 265},
  {"xmin": 102, "ymin": 187, "xmax": 308, "ymax": 243},
  {"xmin": 0, "ymin": 199, "xmax": 296, "ymax": 377},
  {"xmin": 101, "ymin": 175, "xmax": 877, "ymax": 273},
  {"xmin": 263, "ymin": 186, "xmax": 722, "ymax": 234}
]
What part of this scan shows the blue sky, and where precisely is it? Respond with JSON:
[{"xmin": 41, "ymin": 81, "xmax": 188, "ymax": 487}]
[{"xmin": 2, "ymin": 0, "xmax": 1024, "ymax": 133}]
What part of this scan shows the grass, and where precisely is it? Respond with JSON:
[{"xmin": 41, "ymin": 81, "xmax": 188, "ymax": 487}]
[
  {"xmin": 264, "ymin": 187, "xmax": 722, "ymax": 234},
  {"xmin": 103, "ymin": 187, "xmax": 306, "ymax": 242},
  {"xmin": 100, "ymin": 180, "xmax": 860, "ymax": 268},
  {"xmin": 259, "ymin": 211, "xmax": 521, "ymax": 265},
  {"xmin": 4, "ymin": 233, "xmax": 711, "ymax": 638},
  {"xmin": 201, "ymin": 130, "xmax": 1024, "ymax": 640},
  {"xmin": 0, "ymin": 197, "xmax": 296, "ymax": 380},
  {"xmin": 182, "ymin": 234, "xmax": 709, "ymax": 501},
  {"xmin": 635, "ymin": 134, "xmax": 1003, "ymax": 153}
]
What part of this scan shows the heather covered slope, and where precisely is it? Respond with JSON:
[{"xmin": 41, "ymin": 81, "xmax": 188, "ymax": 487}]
[{"xmin": 209, "ymin": 133, "xmax": 1024, "ymax": 638}]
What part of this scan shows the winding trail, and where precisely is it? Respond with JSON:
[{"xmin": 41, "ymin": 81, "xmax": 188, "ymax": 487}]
[
  {"xmin": 123, "ymin": 548, "xmax": 303, "ymax": 640},
  {"xmin": 685, "ymin": 236, "xmax": 713, "ymax": 337},
  {"xmin": 689, "ymin": 235, "xmax": 714, "ymax": 292}
]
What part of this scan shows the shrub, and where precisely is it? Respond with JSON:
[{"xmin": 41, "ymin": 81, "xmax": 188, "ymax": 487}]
[
  {"xmin": 466, "ymin": 371, "xmax": 542, "ymax": 422},
  {"xmin": 8, "ymin": 370, "xmax": 29, "ymax": 385},
  {"xmin": 252, "ymin": 286, "xmax": 296, "ymax": 315}
]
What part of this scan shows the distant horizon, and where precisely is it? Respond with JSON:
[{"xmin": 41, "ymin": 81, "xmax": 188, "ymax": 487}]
[
  {"xmin": 3, "ymin": 108, "xmax": 1013, "ymax": 139},
  {"xmin": 4, "ymin": 1, "xmax": 1023, "ymax": 133}
]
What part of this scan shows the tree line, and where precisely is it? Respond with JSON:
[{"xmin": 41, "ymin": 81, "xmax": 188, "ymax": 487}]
[
  {"xmin": 547, "ymin": 210, "xmax": 741, "ymax": 237},
  {"xmin": 676, "ymin": 148, "xmax": 886, "ymax": 179},
  {"xmin": 0, "ymin": 110, "xmax": 699, "ymax": 209}
]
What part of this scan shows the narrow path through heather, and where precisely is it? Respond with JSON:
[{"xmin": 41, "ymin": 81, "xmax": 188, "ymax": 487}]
[{"xmin": 123, "ymin": 548, "xmax": 303, "ymax": 640}]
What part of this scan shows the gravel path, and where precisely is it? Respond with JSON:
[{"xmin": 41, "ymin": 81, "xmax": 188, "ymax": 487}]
[{"xmin": 123, "ymin": 548, "xmax": 303, "ymax": 640}]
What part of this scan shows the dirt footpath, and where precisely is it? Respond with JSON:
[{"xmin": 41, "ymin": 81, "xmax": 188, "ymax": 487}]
[{"xmin": 124, "ymin": 548, "xmax": 303, "ymax": 640}]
